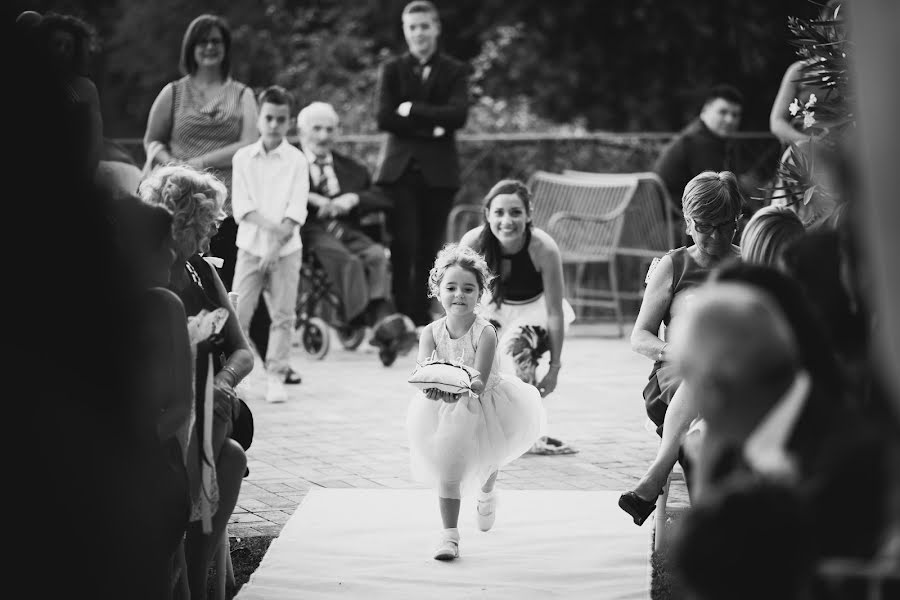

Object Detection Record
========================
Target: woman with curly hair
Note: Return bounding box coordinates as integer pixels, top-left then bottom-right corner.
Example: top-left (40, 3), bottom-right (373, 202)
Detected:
top-left (139, 164), bottom-right (253, 599)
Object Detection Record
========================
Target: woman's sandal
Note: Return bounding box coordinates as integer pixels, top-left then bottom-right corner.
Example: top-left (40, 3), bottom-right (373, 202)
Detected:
top-left (618, 490), bottom-right (662, 526)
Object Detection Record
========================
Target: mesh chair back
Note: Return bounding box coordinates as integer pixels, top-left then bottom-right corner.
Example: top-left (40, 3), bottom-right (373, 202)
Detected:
top-left (562, 170), bottom-right (677, 252)
top-left (445, 203), bottom-right (484, 243)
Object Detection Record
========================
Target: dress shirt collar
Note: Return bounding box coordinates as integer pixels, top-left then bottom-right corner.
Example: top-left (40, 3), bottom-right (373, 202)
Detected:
top-left (249, 137), bottom-right (291, 158)
top-left (302, 147), bottom-right (333, 168)
top-left (405, 50), bottom-right (438, 67)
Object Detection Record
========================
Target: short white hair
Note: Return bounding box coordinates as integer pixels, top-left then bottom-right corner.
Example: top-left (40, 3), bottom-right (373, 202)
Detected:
top-left (297, 101), bottom-right (339, 131)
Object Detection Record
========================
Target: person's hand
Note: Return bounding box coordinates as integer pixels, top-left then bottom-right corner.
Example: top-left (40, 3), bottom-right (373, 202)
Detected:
top-left (307, 192), bottom-right (331, 209)
top-left (318, 202), bottom-right (338, 219)
top-left (212, 381), bottom-right (237, 422)
top-left (330, 193), bottom-right (359, 216)
top-left (276, 220), bottom-right (295, 240)
top-left (185, 156), bottom-right (206, 170)
top-left (259, 244), bottom-right (281, 273)
top-left (470, 378), bottom-right (484, 395)
top-left (424, 388), bottom-right (461, 403)
top-left (396, 101), bottom-right (412, 117)
top-left (536, 366), bottom-right (559, 398)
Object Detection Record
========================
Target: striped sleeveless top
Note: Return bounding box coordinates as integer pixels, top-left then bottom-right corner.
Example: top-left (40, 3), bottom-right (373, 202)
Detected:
top-left (169, 76), bottom-right (249, 214)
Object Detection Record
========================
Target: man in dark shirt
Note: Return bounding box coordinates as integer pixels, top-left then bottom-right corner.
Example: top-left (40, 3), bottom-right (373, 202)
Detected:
top-left (654, 84), bottom-right (744, 218)
top-left (374, 0), bottom-right (470, 326)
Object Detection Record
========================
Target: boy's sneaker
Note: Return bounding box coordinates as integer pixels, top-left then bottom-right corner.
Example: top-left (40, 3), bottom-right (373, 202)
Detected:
top-left (266, 372), bottom-right (288, 404)
top-left (433, 538), bottom-right (459, 561)
top-left (477, 490), bottom-right (497, 532)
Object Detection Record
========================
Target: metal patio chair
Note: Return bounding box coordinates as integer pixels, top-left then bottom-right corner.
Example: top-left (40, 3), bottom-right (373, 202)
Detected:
top-left (526, 171), bottom-right (673, 336)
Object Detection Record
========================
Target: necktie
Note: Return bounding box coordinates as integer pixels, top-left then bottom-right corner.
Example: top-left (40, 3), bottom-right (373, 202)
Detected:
top-left (313, 156), bottom-right (339, 197)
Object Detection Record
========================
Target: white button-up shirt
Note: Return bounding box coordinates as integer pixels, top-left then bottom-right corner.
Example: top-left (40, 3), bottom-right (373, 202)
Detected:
top-left (232, 138), bottom-right (309, 258)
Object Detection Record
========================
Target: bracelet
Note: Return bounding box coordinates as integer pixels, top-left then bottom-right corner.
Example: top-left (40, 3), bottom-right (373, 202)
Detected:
top-left (656, 344), bottom-right (669, 362)
top-left (220, 365), bottom-right (240, 386)
top-left (548, 362), bottom-right (562, 370)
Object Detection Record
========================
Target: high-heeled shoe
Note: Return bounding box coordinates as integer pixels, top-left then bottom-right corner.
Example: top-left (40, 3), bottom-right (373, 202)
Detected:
top-left (618, 490), bottom-right (662, 526)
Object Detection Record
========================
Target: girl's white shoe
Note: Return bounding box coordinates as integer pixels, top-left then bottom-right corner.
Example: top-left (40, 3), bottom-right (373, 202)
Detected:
top-left (433, 538), bottom-right (459, 561)
top-left (477, 490), bottom-right (497, 532)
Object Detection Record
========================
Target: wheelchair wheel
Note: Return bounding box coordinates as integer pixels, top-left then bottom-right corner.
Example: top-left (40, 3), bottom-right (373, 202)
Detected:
top-left (337, 325), bottom-right (367, 351)
top-left (300, 317), bottom-right (330, 360)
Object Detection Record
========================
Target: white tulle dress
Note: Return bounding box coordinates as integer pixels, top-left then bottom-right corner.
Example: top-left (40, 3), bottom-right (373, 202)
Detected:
top-left (406, 316), bottom-right (547, 499)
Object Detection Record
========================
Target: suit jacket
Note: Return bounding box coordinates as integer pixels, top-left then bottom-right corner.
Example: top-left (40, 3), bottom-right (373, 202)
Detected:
top-left (297, 146), bottom-right (391, 228)
top-left (374, 51), bottom-right (470, 188)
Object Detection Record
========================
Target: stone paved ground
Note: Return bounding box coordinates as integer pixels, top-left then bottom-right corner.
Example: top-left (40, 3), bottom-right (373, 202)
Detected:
top-left (229, 321), bottom-right (688, 538)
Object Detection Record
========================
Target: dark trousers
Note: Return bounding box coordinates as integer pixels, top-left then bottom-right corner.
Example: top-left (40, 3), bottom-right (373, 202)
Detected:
top-left (208, 216), bottom-right (238, 290)
top-left (384, 166), bottom-right (456, 326)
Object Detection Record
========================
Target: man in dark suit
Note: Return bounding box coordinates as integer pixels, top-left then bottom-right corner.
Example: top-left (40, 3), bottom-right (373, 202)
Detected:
top-left (374, 0), bottom-right (470, 326)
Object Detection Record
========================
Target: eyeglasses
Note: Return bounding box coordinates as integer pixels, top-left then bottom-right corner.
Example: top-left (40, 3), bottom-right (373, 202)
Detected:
top-left (690, 218), bottom-right (738, 234)
top-left (197, 38), bottom-right (224, 48)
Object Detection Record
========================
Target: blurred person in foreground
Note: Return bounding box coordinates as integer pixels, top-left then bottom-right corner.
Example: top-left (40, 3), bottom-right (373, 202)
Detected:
top-left (669, 281), bottom-right (891, 563)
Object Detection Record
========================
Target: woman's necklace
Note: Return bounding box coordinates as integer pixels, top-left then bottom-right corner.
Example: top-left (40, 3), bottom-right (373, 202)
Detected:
top-left (189, 77), bottom-right (224, 104)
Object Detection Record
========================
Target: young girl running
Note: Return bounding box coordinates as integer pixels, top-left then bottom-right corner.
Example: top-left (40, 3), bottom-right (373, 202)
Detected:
top-left (406, 244), bottom-right (546, 560)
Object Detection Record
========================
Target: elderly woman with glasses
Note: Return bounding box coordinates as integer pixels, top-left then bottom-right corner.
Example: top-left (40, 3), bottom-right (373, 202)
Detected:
top-left (618, 170), bottom-right (742, 526)
top-left (139, 163), bottom-right (253, 599)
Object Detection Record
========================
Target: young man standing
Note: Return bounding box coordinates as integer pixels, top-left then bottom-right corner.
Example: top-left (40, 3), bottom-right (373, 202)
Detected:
top-left (374, 0), bottom-right (471, 327)
top-left (231, 86), bottom-right (308, 403)
top-left (654, 84), bottom-right (745, 219)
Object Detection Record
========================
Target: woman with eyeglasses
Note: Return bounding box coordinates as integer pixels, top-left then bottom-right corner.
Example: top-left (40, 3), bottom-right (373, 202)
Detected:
top-left (618, 170), bottom-right (742, 526)
top-left (143, 13), bottom-right (259, 289)
top-left (139, 164), bottom-right (254, 599)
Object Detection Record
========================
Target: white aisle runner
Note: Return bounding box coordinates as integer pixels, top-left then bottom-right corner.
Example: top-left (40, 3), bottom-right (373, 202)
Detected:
top-left (236, 488), bottom-right (651, 599)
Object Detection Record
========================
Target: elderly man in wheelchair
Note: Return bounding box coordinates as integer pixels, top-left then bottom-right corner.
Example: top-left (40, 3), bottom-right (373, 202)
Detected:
top-left (248, 102), bottom-right (418, 365)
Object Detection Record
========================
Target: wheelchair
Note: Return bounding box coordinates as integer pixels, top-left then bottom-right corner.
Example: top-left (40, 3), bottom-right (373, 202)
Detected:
top-left (293, 211), bottom-right (392, 360)
top-left (293, 248), bottom-right (368, 359)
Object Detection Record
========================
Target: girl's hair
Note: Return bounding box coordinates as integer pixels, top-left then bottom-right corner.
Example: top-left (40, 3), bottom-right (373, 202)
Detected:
top-left (682, 171), bottom-right (744, 225)
top-left (180, 14), bottom-right (232, 78)
top-left (427, 243), bottom-right (495, 300)
top-left (138, 164), bottom-right (226, 259)
top-left (740, 205), bottom-right (805, 267)
top-left (473, 179), bottom-right (533, 306)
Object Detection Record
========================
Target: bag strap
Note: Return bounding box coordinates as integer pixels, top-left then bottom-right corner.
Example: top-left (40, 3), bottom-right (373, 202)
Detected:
top-left (170, 79), bottom-right (179, 124)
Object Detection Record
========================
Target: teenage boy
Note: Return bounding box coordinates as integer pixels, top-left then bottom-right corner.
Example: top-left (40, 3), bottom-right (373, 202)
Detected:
top-left (374, 0), bottom-right (470, 327)
top-left (231, 85), bottom-right (308, 403)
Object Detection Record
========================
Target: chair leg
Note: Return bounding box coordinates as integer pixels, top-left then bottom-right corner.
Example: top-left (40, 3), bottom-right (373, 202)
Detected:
top-left (653, 473), bottom-right (672, 553)
top-left (574, 262), bottom-right (586, 320)
top-left (608, 257), bottom-right (624, 338)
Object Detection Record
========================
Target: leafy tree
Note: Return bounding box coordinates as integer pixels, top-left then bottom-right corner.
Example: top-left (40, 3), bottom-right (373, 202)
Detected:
top-left (34, 0), bottom-right (824, 136)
